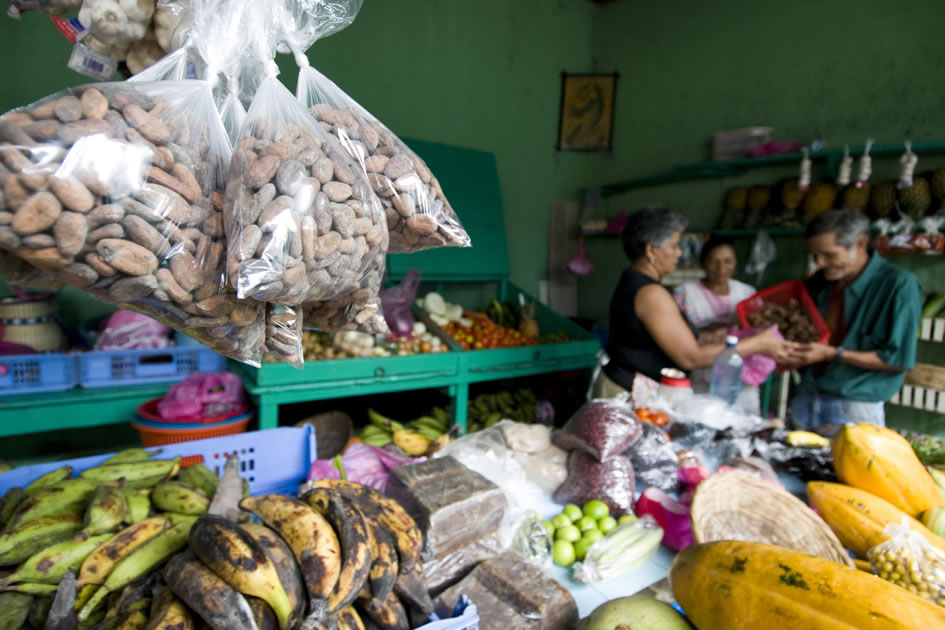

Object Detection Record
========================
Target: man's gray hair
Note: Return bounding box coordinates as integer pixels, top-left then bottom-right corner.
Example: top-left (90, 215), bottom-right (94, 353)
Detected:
top-left (622, 207), bottom-right (689, 261)
top-left (805, 209), bottom-right (870, 248)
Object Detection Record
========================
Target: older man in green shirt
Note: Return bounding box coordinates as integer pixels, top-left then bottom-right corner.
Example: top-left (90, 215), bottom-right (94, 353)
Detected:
top-left (783, 209), bottom-right (922, 427)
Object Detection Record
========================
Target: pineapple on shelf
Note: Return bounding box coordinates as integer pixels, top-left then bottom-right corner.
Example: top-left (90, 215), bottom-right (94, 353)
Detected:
top-left (898, 176), bottom-right (932, 219)
top-left (930, 167), bottom-right (945, 206)
top-left (802, 182), bottom-right (838, 222)
top-left (841, 182), bottom-right (871, 211)
top-left (869, 180), bottom-right (897, 219)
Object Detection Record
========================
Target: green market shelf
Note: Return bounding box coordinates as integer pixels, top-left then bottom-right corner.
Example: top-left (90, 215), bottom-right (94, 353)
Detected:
top-left (0, 383), bottom-right (170, 437)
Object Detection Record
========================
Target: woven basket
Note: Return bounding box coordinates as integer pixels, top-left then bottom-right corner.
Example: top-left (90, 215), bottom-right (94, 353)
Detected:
top-left (691, 470), bottom-right (854, 567)
top-left (0, 294), bottom-right (65, 352)
top-left (295, 411), bottom-right (353, 459)
top-left (905, 363), bottom-right (945, 391)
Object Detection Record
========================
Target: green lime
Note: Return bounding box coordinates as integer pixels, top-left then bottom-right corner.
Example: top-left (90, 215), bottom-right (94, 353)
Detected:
top-left (542, 520), bottom-right (555, 539)
top-left (618, 514), bottom-right (638, 525)
top-left (583, 528), bottom-right (604, 543)
top-left (556, 525), bottom-right (581, 543)
top-left (552, 540), bottom-right (576, 567)
top-left (573, 537), bottom-right (596, 561)
top-left (583, 500), bottom-right (609, 520)
top-left (551, 514), bottom-right (571, 529)
top-left (576, 516), bottom-right (598, 532)
top-left (598, 516), bottom-right (618, 534)
top-left (563, 504), bottom-right (583, 523)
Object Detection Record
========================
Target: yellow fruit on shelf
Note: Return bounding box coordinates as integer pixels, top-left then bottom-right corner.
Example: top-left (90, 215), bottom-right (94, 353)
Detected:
top-left (807, 481), bottom-right (945, 558)
top-left (392, 429), bottom-right (432, 457)
top-left (670, 540), bottom-right (945, 629)
top-left (831, 423), bottom-right (944, 518)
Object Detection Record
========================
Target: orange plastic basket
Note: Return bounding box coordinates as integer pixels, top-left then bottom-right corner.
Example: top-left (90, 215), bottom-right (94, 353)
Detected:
top-left (131, 416), bottom-right (252, 447)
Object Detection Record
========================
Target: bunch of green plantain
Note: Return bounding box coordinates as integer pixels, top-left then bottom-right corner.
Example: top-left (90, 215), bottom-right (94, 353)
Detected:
top-left (360, 408), bottom-right (452, 457)
top-left (466, 388), bottom-right (538, 433)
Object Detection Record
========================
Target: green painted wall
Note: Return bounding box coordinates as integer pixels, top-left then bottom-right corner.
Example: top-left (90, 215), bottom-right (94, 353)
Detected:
top-left (578, 0), bottom-right (945, 322)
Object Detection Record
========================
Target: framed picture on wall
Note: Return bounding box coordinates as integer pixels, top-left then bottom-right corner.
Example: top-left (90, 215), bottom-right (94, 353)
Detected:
top-left (556, 72), bottom-right (618, 151)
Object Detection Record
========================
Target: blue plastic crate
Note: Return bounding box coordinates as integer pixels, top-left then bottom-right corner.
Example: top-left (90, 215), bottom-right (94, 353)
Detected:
top-left (0, 425), bottom-right (317, 497)
top-left (78, 346), bottom-right (225, 388)
top-left (0, 352), bottom-right (78, 396)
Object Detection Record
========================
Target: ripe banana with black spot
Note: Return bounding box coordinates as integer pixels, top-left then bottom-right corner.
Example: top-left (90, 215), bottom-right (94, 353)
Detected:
top-left (239, 494), bottom-right (341, 619)
top-left (78, 483), bottom-right (127, 539)
top-left (77, 516), bottom-right (170, 589)
top-left (247, 596), bottom-right (280, 630)
top-left (78, 520), bottom-right (191, 621)
top-left (337, 605), bottom-right (366, 630)
top-left (189, 515), bottom-right (295, 630)
top-left (392, 562), bottom-right (434, 615)
top-left (5, 478), bottom-right (96, 529)
top-left (0, 512), bottom-right (83, 566)
top-left (165, 551), bottom-right (259, 630)
top-left (360, 526), bottom-right (398, 612)
top-left (239, 524), bottom-right (306, 623)
top-left (23, 465), bottom-right (73, 495)
top-left (145, 587), bottom-right (194, 630)
top-left (358, 590), bottom-right (409, 630)
top-left (304, 480), bottom-right (421, 574)
top-left (302, 491), bottom-right (373, 614)
top-left (151, 481), bottom-right (209, 516)
top-left (0, 533), bottom-right (111, 587)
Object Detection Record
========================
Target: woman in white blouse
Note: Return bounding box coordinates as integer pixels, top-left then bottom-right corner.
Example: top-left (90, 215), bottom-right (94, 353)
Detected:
top-left (674, 235), bottom-right (756, 395)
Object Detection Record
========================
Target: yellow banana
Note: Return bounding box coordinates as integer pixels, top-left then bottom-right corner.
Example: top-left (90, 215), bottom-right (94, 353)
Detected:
top-left (189, 515), bottom-right (295, 630)
top-left (114, 610), bottom-right (149, 630)
top-left (392, 429), bottom-right (431, 456)
top-left (79, 458), bottom-right (180, 489)
top-left (5, 478), bottom-right (96, 529)
top-left (360, 524), bottom-right (398, 609)
top-left (0, 513), bottom-right (83, 566)
top-left (145, 588), bottom-right (194, 630)
top-left (77, 516), bottom-right (170, 589)
top-left (78, 520), bottom-right (191, 621)
top-left (302, 490), bottom-right (373, 614)
top-left (150, 481), bottom-right (209, 516)
top-left (239, 524), bottom-right (306, 623)
top-left (24, 465), bottom-right (74, 495)
top-left (0, 591), bottom-right (32, 629)
top-left (78, 484), bottom-right (127, 538)
top-left (785, 430), bottom-right (830, 448)
top-left (0, 533), bottom-right (111, 587)
top-left (164, 551), bottom-right (259, 630)
top-left (239, 494), bottom-right (341, 617)
top-left (305, 479), bottom-right (422, 575)
top-left (359, 590), bottom-right (409, 630)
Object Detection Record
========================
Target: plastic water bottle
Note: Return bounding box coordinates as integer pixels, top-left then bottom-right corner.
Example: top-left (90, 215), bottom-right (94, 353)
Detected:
top-left (710, 336), bottom-right (743, 406)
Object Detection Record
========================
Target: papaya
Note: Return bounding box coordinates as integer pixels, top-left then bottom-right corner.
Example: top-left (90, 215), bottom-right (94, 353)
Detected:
top-left (807, 481), bottom-right (945, 558)
top-left (831, 423), bottom-right (944, 518)
top-left (670, 540), bottom-right (945, 629)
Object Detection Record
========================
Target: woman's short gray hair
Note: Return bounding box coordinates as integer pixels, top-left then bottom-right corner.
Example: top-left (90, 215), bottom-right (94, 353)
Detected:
top-left (804, 209), bottom-right (870, 247)
top-left (622, 207), bottom-right (688, 261)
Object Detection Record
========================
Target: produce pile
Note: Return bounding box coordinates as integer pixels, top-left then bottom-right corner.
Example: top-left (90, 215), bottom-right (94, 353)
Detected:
top-left (359, 408), bottom-right (452, 457)
top-left (0, 450), bottom-right (439, 629)
top-left (272, 323), bottom-right (448, 363)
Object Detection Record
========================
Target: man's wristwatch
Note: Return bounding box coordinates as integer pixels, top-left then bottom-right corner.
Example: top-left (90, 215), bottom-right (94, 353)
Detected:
top-left (834, 346), bottom-right (845, 363)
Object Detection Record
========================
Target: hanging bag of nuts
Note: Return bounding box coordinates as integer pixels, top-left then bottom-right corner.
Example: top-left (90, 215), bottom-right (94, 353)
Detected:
top-left (868, 517), bottom-right (945, 607)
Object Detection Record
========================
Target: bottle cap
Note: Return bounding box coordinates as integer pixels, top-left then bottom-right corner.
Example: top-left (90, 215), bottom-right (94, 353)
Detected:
top-left (660, 368), bottom-right (691, 388)
top-left (726, 335), bottom-right (739, 346)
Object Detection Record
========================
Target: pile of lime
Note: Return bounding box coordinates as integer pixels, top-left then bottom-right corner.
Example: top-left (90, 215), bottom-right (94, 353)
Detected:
top-left (544, 500), bottom-right (637, 567)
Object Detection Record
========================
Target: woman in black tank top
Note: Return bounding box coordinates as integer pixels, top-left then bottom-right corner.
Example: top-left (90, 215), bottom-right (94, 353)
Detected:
top-left (602, 207), bottom-right (792, 392)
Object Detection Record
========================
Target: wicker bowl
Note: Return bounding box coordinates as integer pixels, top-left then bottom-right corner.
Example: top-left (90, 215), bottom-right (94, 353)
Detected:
top-left (295, 411), bottom-right (353, 459)
top-left (0, 293), bottom-right (65, 352)
top-left (690, 470), bottom-right (854, 567)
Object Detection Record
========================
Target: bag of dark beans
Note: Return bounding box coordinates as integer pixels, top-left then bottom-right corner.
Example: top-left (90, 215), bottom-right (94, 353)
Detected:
top-left (552, 398), bottom-right (643, 462)
top-left (553, 451), bottom-right (637, 515)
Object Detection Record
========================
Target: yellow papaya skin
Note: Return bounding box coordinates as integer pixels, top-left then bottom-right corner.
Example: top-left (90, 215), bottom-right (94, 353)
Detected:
top-left (807, 481), bottom-right (945, 558)
top-left (671, 540), bottom-right (945, 630)
top-left (832, 423), bottom-right (944, 518)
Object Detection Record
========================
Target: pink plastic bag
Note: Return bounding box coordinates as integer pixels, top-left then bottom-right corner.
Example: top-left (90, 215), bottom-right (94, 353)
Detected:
top-left (380, 269), bottom-right (422, 338)
top-left (306, 442), bottom-right (422, 493)
top-left (94, 311), bottom-right (173, 351)
top-left (157, 372), bottom-right (246, 420)
top-left (729, 326), bottom-right (779, 386)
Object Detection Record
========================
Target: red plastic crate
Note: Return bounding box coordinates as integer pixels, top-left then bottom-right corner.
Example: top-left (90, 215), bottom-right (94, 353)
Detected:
top-left (736, 280), bottom-right (830, 345)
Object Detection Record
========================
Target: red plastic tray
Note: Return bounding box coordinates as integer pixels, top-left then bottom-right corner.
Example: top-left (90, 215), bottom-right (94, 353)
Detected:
top-left (736, 280), bottom-right (830, 345)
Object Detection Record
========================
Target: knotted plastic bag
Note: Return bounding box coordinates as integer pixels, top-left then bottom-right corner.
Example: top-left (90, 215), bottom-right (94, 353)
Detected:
top-left (868, 517), bottom-right (945, 607)
top-left (157, 370), bottom-right (245, 420)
